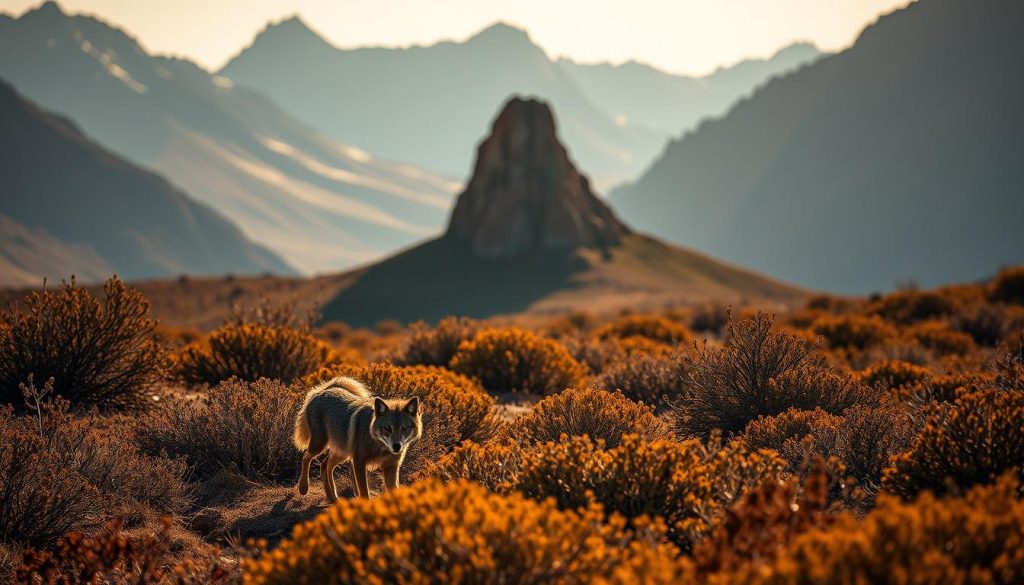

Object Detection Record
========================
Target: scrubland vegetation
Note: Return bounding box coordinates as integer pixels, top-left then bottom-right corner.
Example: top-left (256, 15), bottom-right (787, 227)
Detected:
top-left (2, 268), bottom-right (1024, 583)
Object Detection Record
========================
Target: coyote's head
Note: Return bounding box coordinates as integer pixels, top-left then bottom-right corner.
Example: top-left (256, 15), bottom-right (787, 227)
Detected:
top-left (370, 397), bottom-right (423, 454)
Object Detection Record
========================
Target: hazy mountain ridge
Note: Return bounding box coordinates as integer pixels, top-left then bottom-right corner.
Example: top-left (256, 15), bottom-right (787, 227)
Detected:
top-left (0, 80), bottom-right (292, 285)
top-left (611, 0), bottom-right (1024, 293)
top-left (0, 1), bottom-right (460, 274)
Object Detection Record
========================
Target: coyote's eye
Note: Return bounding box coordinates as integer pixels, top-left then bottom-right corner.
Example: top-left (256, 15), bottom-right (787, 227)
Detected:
top-left (381, 425), bottom-right (392, 433)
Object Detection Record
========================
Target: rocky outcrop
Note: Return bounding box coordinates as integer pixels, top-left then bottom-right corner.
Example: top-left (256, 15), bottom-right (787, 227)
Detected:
top-left (446, 97), bottom-right (630, 258)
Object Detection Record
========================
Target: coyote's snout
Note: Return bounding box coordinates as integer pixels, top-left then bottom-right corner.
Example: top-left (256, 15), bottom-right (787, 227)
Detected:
top-left (294, 376), bottom-right (423, 501)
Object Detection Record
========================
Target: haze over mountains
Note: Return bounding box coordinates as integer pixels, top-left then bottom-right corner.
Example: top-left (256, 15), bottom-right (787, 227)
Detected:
top-left (221, 19), bottom-right (821, 189)
top-left (612, 0), bottom-right (1024, 293)
top-left (0, 81), bottom-right (291, 287)
top-left (321, 98), bottom-right (803, 326)
top-left (0, 1), bottom-right (459, 274)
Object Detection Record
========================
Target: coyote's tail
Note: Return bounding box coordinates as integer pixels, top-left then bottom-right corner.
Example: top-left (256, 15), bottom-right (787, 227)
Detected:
top-left (293, 376), bottom-right (370, 451)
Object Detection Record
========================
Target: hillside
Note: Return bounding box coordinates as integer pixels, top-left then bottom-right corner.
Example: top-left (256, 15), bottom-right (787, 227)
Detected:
top-left (0, 81), bottom-right (292, 284)
top-left (611, 0), bottom-right (1024, 293)
top-left (0, 2), bottom-right (459, 273)
top-left (320, 98), bottom-right (804, 327)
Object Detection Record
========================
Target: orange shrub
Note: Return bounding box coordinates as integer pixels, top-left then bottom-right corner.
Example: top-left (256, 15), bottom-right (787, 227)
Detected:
top-left (245, 479), bottom-right (691, 585)
top-left (858, 359), bottom-right (932, 390)
top-left (882, 389), bottom-right (1024, 498)
top-left (449, 328), bottom-right (586, 395)
top-left (900, 371), bottom-right (995, 404)
top-left (741, 408), bottom-right (842, 474)
top-left (952, 303), bottom-right (1024, 346)
top-left (991, 265), bottom-right (1024, 305)
top-left (868, 290), bottom-right (958, 324)
top-left (905, 321), bottom-right (976, 356)
top-left (175, 322), bottom-right (339, 386)
top-left (811, 314), bottom-right (895, 350)
top-left (594, 314), bottom-right (692, 346)
top-left (504, 387), bottom-right (668, 448)
top-left (394, 316), bottom-right (480, 367)
top-left (730, 474), bottom-right (1024, 584)
top-left (0, 277), bottom-right (165, 410)
top-left (673, 312), bottom-right (876, 439)
top-left (426, 439), bottom-right (526, 493)
top-left (834, 404), bottom-right (916, 489)
top-left (595, 349), bottom-right (690, 411)
top-left (515, 435), bottom-right (785, 549)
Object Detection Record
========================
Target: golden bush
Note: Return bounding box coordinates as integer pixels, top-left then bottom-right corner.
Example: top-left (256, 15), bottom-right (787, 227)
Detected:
top-left (732, 474), bottom-right (1024, 584)
top-left (176, 322), bottom-right (336, 386)
top-left (991, 265), bottom-right (1024, 305)
top-left (515, 435), bottom-right (785, 549)
top-left (0, 277), bottom-right (165, 410)
top-left (673, 313), bottom-right (876, 439)
top-left (504, 387), bottom-right (668, 448)
top-left (393, 316), bottom-right (481, 367)
top-left (906, 321), bottom-right (976, 356)
top-left (245, 479), bottom-right (691, 585)
top-left (1, 391), bottom-right (187, 547)
top-left (137, 378), bottom-right (303, 484)
top-left (811, 314), bottom-right (896, 350)
top-left (449, 327), bottom-right (586, 395)
top-left (868, 289), bottom-right (958, 324)
top-left (858, 359), bottom-right (932, 390)
top-left (899, 371), bottom-right (995, 404)
top-left (741, 408), bottom-right (842, 474)
top-left (594, 314), bottom-right (692, 346)
top-left (882, 389), bottom-right (1024, 498)
top-left (426, 439), bottom-right (527, 493)
top-left (594, 349), bottom-right (690, 411)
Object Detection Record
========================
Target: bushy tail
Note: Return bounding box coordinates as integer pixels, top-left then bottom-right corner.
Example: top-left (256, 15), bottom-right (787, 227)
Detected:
top-left (293, 399), bottom-right (312, 451)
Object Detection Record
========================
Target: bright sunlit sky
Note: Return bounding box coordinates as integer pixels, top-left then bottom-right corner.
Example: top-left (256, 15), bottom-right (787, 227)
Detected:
top-left (2, 0), bottom-right (912, 75)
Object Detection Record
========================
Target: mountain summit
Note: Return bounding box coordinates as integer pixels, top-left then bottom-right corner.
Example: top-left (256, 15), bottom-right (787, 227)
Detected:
top-left (319, 100), bottom-right (803, 326)
top-left (447, 98), bottom-right (629, 258)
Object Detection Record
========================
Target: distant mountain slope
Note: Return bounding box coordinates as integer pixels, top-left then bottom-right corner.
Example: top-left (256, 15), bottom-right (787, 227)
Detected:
top-left (557, 42), bottom-right (823, 135)
top-left (0, 2), bottom-right (459, 273)
top-left (321, 98), bottom-right (804, 327)
top-left (0, 81), bottom-right (292, 284)
top-left (611, 0), bottom-right (1024, 293)
top-left (221, 20), bottom-right (664, 189)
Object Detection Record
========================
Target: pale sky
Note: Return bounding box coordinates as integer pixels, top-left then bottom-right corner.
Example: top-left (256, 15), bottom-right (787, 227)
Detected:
top-left (2, 0), bottom-right (912, 76)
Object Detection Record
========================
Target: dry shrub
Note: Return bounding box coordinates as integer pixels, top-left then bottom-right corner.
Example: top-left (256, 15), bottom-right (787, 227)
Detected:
top-left (672, 312), bottom-right (876, 439)
top-left (1, 391), bottom-right (187, 547)
top-left (0, 277), bottom-right (165, 410)
top-left (693, 461), bottom-right (837, 578)
top-left (175, 323), bottom-right (336, 386)
top-left (245, 479), bottom-right (691, 585)
top-left (136, 378), bottom-right (302, 484)
top-left (730, 474), bottom-right (1024, 584)
top-left (504, 387), bottom-right (668, 448)
top-left (689, 304), bottom-right (731, 335)
top-left (991, 265), bottom-right (1024, 305)
top-left (835, 404), bottom-right (916, 490)
top-left (515, 435), bottom-right (785, 549)
top-left (426, 439), bottom-right (527, 493)
top-left (995, 335), bottom-right (1024, 392)
top-left (17, 519), bottom-right (234, 585)
top-left (900, 371), bottom-right (995, 404)
top-left (595, 349), bottom-right (690, 411)
top-left (741, 408), bottom-right (842, 473)
top-left (315, 363), bottom-right (503, 452)
top-left (394, 316), bottom-right (480, 367)
top-left (811, 314), bottom-right (895, 350)
top-left (905, 321), bottom-right (976, 356)
top-left (952, 303), bottom-right (1024, 346)
top-left (882, 389), bottom-right (1024, 498)
top-left (449, 327), bottom-right (586, 395)
top-left (868, 289), bottom-right (958, 324)
top-left (594, 314), bottom-right (692, 345)
top-left (858, 359), bottom-right (932, 390)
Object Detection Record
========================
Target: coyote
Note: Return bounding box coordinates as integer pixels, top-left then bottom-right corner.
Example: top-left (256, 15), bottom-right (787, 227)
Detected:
top-left (293, 376), bottom-right (423, 501)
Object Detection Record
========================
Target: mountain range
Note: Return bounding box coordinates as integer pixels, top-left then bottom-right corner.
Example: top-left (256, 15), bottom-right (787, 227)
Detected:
top-left (611, 0), bottom-right (1024, 293)
top-left (221, 19), bottom-right (821, 190)
top-left (0, 1), bottom-right (459, 275)
top-left (320, 98), bottom-right (804, 326)
top-left (0, 80), bottom-right (290, 287)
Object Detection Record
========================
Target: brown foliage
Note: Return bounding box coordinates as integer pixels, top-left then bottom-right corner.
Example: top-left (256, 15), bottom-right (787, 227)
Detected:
top-left (449, 327), bottom-right (586, 395)
top-left (0, 277), bottom-right (165, 410)
top-left (868, 289), bottom-right (958, 324)
top-left (394, 316), bottom-right (481, 367)
top-left (504, 387), bottom-right (668, 448)
top-left (593, 314), bottom-right (692, 345)
top-left (991, 266), bottom-right (1024, 305)
top-left (811, 314), bottom-right (896, 350)
top-left (672, 312), bottom-right (876, 439)
top-left (594, 348), bottom-right (691, 411)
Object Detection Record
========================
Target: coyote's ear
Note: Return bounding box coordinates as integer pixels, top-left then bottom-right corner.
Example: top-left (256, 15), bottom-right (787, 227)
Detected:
top-left (404, 396), bottom-right (420, 415)
top-left (373, 397), bottom-right (389, 416)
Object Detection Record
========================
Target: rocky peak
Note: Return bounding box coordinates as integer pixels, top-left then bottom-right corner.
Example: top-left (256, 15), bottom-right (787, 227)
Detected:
top-left (446, 97), bottom-right (630, 258)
